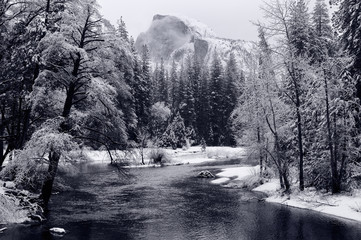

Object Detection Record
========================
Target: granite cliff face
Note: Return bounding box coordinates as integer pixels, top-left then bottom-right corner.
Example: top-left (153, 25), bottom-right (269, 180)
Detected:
top-left (135, 15), bottom-right (255, 70)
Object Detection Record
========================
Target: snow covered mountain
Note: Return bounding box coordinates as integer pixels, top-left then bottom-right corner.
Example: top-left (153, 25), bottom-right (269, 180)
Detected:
top-left (135, 14), bottom-right (255, 70)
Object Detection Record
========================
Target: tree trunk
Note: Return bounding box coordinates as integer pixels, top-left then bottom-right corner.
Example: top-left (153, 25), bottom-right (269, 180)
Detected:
top-left (18, 108), bottom-right (31, 149)
top-left (45, 0), bottom-right (51, 26)
top-left (278, 168), bottom-right (285, 189)
top-left (336, 135), bottom-right (348, 193)
top-left (0, 124), bottom-right (4, 169)
top-left (40, 149), bottom-right (61, 207)
top-left (62, 83), bottom-right (75, 118)
top-left (288, 63), bottom-right (304, 191)
top-left (257, 127), bottom-right (263, 176)
top-left (141, 147), bottom-right (145, 165)
top-left (295, 99), bottom-right (304, 191)
top-left (283, 172), bottom-right (291, 192)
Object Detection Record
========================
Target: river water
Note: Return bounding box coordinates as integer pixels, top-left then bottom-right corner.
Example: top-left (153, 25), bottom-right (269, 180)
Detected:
top-left (2, 158), bottom-right (361, 240)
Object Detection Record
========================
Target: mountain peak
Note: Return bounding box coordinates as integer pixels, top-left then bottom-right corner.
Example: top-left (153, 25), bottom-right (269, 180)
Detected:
top-left (152, 14), bottom-right (168, 21)
top-left (135, 14), bottom-right (253, 70)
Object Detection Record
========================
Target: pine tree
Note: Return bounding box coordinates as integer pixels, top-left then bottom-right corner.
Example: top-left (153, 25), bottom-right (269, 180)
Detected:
top-left (140, 44), bottom-right (152, 107)
top-left (152, 63), bottom-right (160, 103)
top-left (209, 51), bottom-right (224, 145)
top-left (170, 60), bottom-right (180, 113)
top-left (133, 55), bottom-right (151, 130)
top-left (158, 58), bottom-right (168, 104)
top-left (287, 0), bottom-right (315, 191)
top-left (313, 0), bottom-right (332, 38)
top-left (178, 61), bottom-right (187, 121)
top-left (161, 112), bottom-right (187, 149)
top-left (333, 0), bottom-right (361, 99)
top-left (191, 56), bottom-right (202, 142)
top-left (182, 55), bottom-right (197, 131)
top-left (197, 67), bottom-right (211, 142)
top-left (289, 0), bottom-right (312, 57)
top-left (223, 52), bottom-right (240, 145)
top-left (117, 16), bottom-right (129, 42)
top-left (311, 0), bottom-right (334, 63)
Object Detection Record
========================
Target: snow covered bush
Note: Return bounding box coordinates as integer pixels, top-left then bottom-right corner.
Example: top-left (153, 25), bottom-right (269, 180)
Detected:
top-left (350, 201), bottom-right (361, 213)
top-left (0, 119), bottom-right (78, 191)
top-left (148, 148), bottom-right (169, 165)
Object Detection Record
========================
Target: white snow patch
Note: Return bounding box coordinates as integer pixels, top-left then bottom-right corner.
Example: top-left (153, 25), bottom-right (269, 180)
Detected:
top-left (82, 150), bottom-right (111, 163)
top-left (214, 165), bottom-right (361, 223)
top-left (211, 165), bottom-right (259, 185)
top-left (216, 165), bottom-right (259, 181)
top-left (0, 184), bottom-right (29, 224)
top-left (206, 146), bottom-right (247, 159)
top-left (253, 179), bottom-right (280, 194)
top-left (211, 178), bottom-right (230, 184)
top-left (253, 182), bottom-right (361, 223)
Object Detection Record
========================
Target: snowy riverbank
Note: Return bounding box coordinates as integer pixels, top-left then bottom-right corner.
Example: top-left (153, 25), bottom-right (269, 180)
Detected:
top-left (0, 181), bottom-right (32, 225)
top-left (213, 166), bottom-right (361, 223)
top-left (83, 146), bottom-right (248, 167)
top-left (254, 181), bottom-right (361, 222)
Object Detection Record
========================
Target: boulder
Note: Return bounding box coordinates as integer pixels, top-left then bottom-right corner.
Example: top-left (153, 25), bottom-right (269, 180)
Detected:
top-left (50, 227), bottom-right (66, 235)
top-left (197, 170), bottom-right (215, 178)
top-left (4, 181), bottom-right (15, 189)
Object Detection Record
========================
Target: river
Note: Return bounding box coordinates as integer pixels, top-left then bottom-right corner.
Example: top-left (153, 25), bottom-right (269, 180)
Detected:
top-left (2, 158), bottom-right (361, 239)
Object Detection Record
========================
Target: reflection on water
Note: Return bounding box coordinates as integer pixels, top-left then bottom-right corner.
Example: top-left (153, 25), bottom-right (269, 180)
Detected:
top-left (2, 160), bottom-right (361, 240)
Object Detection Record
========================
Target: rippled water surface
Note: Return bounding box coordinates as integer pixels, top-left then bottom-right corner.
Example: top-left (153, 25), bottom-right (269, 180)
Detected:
top-left (3, 159), bottom-right (361, 240)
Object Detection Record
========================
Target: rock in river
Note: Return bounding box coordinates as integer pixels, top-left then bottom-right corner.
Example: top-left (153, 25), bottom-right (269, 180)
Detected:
top-left (50, 227), bottom-right (66, 235)
top-left (197, 170), bottom-right (215, 178)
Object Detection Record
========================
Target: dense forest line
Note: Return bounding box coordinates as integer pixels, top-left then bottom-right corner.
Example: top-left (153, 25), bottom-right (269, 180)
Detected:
top-left (0, 0), bottom-right (360, 208)
top-left (235, 0), bottom-right (361, 194)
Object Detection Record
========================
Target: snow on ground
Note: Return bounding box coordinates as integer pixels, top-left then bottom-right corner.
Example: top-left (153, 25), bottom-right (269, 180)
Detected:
top-left (253, 179), bottom-right (280, 194)
top-left (211, 178), bottom-right (230, 184)
top-left (0, 181), bottom-right (29, 224)
top-left (164, 147), bottom-right (213, 165)
top-left (256, 185), bottom-right (361, 222)
top-left (211, 165), bottom-right (259, 184)
top-left (213, 164), bottom-right (361, 223)
top-left (82, 146), bottom-right (247, 167)
top-left (205, 146), bottom-right (247, 159)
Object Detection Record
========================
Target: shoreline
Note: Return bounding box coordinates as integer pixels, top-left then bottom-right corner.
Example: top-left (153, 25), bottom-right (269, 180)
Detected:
top-left (213, 166), bottom-right (361, 224)
top-left (263, 193), bottom-right (361, 224)
top-left (0, 182), bottom-right (35, 225)
top-left (255, 183), bottom-right (361, 223)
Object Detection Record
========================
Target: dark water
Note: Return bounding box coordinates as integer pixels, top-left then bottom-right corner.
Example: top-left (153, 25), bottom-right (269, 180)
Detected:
top-left (2, 159), bottom-right (361, 240)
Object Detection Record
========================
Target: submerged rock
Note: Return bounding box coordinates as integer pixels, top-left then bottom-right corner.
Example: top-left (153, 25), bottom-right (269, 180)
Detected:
top-left (197, 170), bottom-right (215, 178)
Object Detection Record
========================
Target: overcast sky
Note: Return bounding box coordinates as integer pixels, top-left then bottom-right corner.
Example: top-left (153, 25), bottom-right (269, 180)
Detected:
top-left (96, 0), bottom-right (328, 41)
